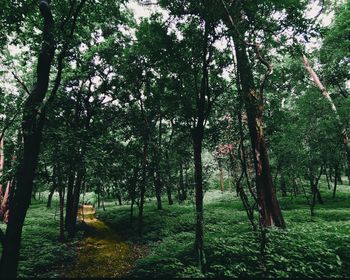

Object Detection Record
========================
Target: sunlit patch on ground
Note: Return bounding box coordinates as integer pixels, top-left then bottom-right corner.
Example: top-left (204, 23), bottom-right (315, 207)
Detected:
top-left (67, 205), bottom-right (146, 278)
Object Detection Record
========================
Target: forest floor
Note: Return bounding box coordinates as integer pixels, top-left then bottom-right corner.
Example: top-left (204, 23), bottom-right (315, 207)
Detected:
top-left (4, 178), bottom-right (350, 277)
top-left (66, 205), bottom-right (146, 278)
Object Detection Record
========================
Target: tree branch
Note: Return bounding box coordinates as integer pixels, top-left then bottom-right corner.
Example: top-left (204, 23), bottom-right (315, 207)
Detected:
top-left (11, 72), bottom-right (30, 96)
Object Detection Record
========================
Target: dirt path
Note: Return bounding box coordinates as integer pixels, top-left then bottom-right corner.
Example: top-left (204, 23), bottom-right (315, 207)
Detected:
top-left (67, 205), bottom-right (145, 278)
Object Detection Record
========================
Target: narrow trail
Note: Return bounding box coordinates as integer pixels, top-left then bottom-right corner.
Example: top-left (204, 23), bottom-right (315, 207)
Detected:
top-left (67, 205), bottom-right (145, 278)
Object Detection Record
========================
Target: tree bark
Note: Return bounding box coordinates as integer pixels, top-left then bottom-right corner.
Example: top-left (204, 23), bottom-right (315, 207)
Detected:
top-left (233, 37), bottom-right (285, 229)
top-left (303, 55), bottom-right (350, 187)
top-left (333, 165), bottom-right (339, 199)
top-left (192, 127), bottom-right (206, 272)
top-left (65, 171), bottom-right (75, 230)
top-left (47, 184), bottom-right (56, 208)
top-left (138, 140), bottom-right (148, 235)
top-left (0, 2), bottom-right (55, 277)
top-left (67, 166), bottom-right (84, 238)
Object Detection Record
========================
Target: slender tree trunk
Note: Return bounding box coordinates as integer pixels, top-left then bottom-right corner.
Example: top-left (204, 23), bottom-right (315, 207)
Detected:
top-left (280, 176), bottom-right (287, 197)
top-left (0, 2), bottom-right (55, 277)
top-left (192, 128), bottom-right (206, 272)
top-left (333, 165), bottom-right (339, 199)
top-left (138, 140), bottom-right (148, 235)
top-left (117, 192), bottom-right (122, 206)
top-left (233, 37), bottom-right (285, 229)
top-left (219, 159), bottom-right (225, 192)
top-left (58, 187), bottom-right (65, 242)
top-left (325, 168), bottom-right (331, 190)
top-left (303, 55), bottom-right (350, 187)
top-left (47, 184), bottom-right (56, 208)
top-left (65, 171), bottom-right (75, 230)
top-left (68, 167), bottom-right (84, 238)
top-left (179, 161), bottom-right (186, 201)
top-left (228, 167), bottom-right (233, 193)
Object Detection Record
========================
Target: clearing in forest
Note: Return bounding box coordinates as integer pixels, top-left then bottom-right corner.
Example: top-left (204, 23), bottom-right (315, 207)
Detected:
top-left (67, 205), bottom-right (145, 278)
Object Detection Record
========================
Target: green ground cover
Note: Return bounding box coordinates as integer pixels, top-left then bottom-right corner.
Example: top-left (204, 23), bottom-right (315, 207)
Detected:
top-left (1, 180), bottom-right (349, 278)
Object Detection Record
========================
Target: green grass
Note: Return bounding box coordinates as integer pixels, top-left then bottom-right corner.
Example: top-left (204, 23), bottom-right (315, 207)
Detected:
top-left (1, 180), bottom-right (349, 278)
top-left (97, 183), bottom-right (350, 278)
top-left (0, 199), bottom-right (82, 278)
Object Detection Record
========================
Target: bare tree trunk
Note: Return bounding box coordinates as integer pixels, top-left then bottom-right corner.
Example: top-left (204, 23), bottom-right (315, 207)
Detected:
top-left (58, 187), bottom-right (65, 242)
top-left (333, 165), bottom-right (339, 199)
top-left (219, 159), bottom-right (225, 192)
top-left (325, 168), bottom-right (331, 190)
top-left (192, 127), bottom-right (206, 272)
top-left (0, 2), bottom-right (55, 277)
top-left (233, 37), bottom-right (285, 229)
top-left (303, 55), bottom-right (350, 187)
top-left (65, 171), bottom-right (75, 229)
top-left (47, 184), bottom-right (56, 208)
top-left (228, 166), bottom-right (233, 193)
top-left (138, 140), bottom-right (148, 235)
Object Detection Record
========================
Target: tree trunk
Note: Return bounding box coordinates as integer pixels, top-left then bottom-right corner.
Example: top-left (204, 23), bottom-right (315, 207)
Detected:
top-left (116, 192), bottom-right (122, 206)
top-left (179, 161), bottom-right (186, 202)
top-left (138, 140), bottom-right (148, 235)
top-left (233, 37), bottom-right (285, 229)
top-left (152, 168), bottom-right (162, 210)
top-left (47, 184), bottom-right (56, 208)
top-left (0, 2), bottom-right (55, 277)
top-left (67, 167), bottom-right (84, 238)
top-left (303, 55), bottom-right (350, 187)
top-left (333, 165), bottom-right (339, 199)
top-left (280, 176), bottom-right (287, 197)
top-left (192, 128), bottom-right (206, 272)
top-left (228, 167), bottom-right (233, 193)
top-left (58, 187), bottom-right (65, 242)
top-left (219, 159), bottom-right (225, 192)
top-left (325, 168), bottom-right (331, 190)
top-left (65, 171), bottom-right (75, 230)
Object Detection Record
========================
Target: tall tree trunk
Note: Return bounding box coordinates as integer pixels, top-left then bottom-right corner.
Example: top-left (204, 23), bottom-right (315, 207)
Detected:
top-left (192, 127), bottom-right (206, 272)
top-left (138, 140), bottom-right (148, 235)
top-left (65, 171), bottom-right (75, 230)
top-left (179, 161), bottom-right (186, 201)
top-left (325, 168), bottom-right (331, 190)
top-left (0, 2), bottom-right (55, 277)
top-left (58, 186), bottom-right (65, 242)
top-left (228, 166), bottom-right (233, 193)
top-left (154, 171), bottom-right (162, 210)
top-left (280, 176), bottom-right (287, 197)
top-left (68, 167), bottom-right (84, 238)
top-left (219, 159), bottom-right (225, 192)
top-left (233, 37), bottom-right (285, 229)
top-left (333, 165), bottom-right (339, 199)
top-left (47, 184), bottom-right (56, 208)
top-left (303, 55), bottom-right (350, 187)
top-left (116, 192), bottom-right (122, 206)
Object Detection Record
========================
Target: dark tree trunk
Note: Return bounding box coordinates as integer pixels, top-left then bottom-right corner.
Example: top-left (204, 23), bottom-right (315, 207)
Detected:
top-left (47, 184), bottom-right (56, 208)
top-left (67, 167), bottom-right (84, 238)
top-left (325, 168), bottom-right (331, 190)
top-left (179, 161), bottom-right (186, 201)
top-left (233, 37), bottom-right (285, 229)
top-left (333, 165), bottom-right (339, 199)
top-left (65, 171), bottom-right (75, 230)
top-left (58, 187), bottom-right (65, 242)
top-left (219, 159), bottom-right (225, 192)
top-left (97, 189), bottom-right (101, 208)
top-left (152, 168), bottom-right (162, 210)
top-left (116, 192), bottom-right (122, 206)
top-left (138, 140), bottom-right (148, 235)
top-left (280, 176), bottom-right (287, 197)
top-left (0, 2), bottom-right (55, 277)
top-left (192, 128), bottom-right (206, 272)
